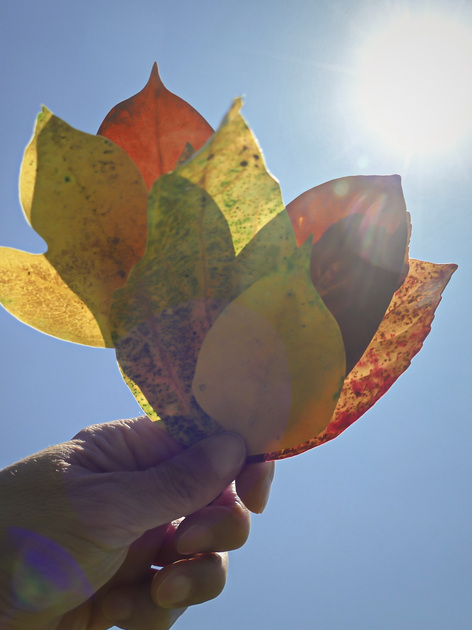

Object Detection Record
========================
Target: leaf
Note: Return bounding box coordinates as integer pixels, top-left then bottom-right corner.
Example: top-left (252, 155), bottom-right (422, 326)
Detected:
top-left (98, 63), bottom-right (214, 189)
top-left (177, 99), bottom-right (285, 255)
top-left (287, 175), bottom-right (407, 248)
top-left (111, 173), bottom-right (236, 442)
top-left (259, 259), bottom-right (457, 460)
top-left (111, 101), bottom-right (295, 451)
top-left (192, 241), bottom-right (346, 457)
top-left (232, 207), bottom-right (298, 295)
top-left (15, 108), bottom-right (148, 347)
top-left (288, 175), bottom-right (410, 373)
top-left (0, 248), bottom-right (104, 346)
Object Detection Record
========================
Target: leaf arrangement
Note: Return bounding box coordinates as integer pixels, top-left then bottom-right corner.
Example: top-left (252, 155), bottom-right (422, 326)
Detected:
top-left (0, 64), bottom-right (456, 460)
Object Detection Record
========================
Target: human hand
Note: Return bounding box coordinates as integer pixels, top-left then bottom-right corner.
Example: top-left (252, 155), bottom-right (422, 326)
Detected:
top-left (0, 417), bottom-right (275, 630)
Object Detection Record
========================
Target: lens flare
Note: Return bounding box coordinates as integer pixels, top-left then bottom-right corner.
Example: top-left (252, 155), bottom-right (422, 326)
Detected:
top-left (9, 527), bottom-right (92, 613)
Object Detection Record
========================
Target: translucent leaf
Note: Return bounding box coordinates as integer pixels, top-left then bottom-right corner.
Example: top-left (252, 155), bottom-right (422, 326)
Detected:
top-left (177, 99), bottom-right (285, 255)
top-left (111, 173), bottom-right (236, 441)
top-left (13, 108), bottom-right (148, 346)
top-left (192, 241), bottom-right (346, 457)
top-left (232, 206), bottom-right (298, 295)
top-left (111, 102), bottom-right (301, 454)
top-left (98, 63), bottom-right (214, 189)
top-left (288, 175), bottom-right (410, 373)
top-left (259, 259), bottom-right (457, 460)
top-left (0, 248), bottom-right (104, 346)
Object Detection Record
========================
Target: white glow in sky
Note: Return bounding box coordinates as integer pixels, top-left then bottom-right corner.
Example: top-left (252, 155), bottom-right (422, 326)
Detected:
top-left (355, 11), bottom-right (472, 156)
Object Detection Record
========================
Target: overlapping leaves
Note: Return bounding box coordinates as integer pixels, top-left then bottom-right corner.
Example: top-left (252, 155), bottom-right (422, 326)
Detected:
top-left (0, 65), bottom-right (457, 459)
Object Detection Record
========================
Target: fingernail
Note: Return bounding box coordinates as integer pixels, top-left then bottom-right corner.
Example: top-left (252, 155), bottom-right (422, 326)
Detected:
top-left (102, 591), bottom-right (132, 621)
top-left (157, 573), bottom-right (193, 607)
top-left (257, 473), bottom-right (273, 514)
top-left (177, 524), bottom-right (213, 555)
top-left (204, 433), bottom-right (246, 480)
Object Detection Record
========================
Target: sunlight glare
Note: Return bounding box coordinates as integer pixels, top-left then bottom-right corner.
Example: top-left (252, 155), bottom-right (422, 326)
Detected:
top-left (355, 11), bottom-right (472, 156)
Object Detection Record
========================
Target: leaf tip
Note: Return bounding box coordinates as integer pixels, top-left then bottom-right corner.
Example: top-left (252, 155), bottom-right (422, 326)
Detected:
top-left (148, 61), bottom-right (163, 88)
top-left (35, 105), bottom-right (53, 131)
top-left (226, 97), bottom-right (244, 120)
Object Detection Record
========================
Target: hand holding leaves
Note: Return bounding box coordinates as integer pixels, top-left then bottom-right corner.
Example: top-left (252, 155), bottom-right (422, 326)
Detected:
top-left (0, 64), bottom-right (456, 460)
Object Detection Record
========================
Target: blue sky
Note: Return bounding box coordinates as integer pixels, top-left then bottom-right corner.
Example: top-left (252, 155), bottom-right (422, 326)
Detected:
top-left (1, 1), bottom-right (471, 628)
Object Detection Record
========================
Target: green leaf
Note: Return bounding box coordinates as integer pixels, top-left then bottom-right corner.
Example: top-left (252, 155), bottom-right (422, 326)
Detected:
top-left (111, 173), bottom-right (236, 441)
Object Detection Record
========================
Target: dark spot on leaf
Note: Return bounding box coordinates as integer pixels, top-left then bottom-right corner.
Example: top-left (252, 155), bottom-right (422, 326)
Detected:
top-left (64, 176), bottom-right (71, 183)
top-left (240, 160), bottom-right (248, 167)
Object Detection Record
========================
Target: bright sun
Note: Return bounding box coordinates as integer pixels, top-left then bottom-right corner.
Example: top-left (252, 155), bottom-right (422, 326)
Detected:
top-left (355, 10), bottom-right (472, 157)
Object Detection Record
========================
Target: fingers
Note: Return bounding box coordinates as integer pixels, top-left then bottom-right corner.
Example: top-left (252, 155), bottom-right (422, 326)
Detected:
top-left (153, 553), bottom-right (228, 608)
top-left (87, 483), bottom-right (251, 628)
top-left (97, 580), bottom-right (185, 630)
top-left (151, 487), bottom-right (250, 566)
top-left (166, 484), bottom-right (251, 559)
top-left (236, 460), bottom-right (275, 513)
top-left (156, 463), bottom-right (274, 564)
top-left (95, 553), bottom-right (228, 630)
top-left (89, 432), bottom-right (247, 545)
top-left (139, 432), bottom-right (246, 526)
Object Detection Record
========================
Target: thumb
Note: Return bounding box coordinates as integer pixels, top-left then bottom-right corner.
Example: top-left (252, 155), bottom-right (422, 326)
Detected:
top-left (104, 432), bottom-right (247, 537)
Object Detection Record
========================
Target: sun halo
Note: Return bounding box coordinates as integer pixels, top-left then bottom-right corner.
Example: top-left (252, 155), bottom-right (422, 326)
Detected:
top-left (354, 11), bottom-right (472, 158)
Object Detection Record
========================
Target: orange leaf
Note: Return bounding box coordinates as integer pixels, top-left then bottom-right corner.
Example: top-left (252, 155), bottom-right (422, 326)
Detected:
top-left (258, 259), bottom-right (457, 460)
top-left (287, 175), bottom-right (408, 247)
top-left (98, 63), bottom-right (214, 189)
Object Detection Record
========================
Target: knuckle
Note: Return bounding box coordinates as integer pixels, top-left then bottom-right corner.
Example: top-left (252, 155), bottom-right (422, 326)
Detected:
top-left (153, 459), bottom-right (204, 513)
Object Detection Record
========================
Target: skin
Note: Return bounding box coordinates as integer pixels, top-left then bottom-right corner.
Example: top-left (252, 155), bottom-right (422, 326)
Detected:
top-left (0, 416), bottom-right (275, 630)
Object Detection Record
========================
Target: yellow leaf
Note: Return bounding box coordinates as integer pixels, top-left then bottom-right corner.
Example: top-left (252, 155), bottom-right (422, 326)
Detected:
top-left (177, 99), bottom-right (284, 255)
top-left (16, 108), bottom-right (148, 346)
top-left (192, 241), bottom-right (346, 456)
top-left (0, 248), bottom-right (105, 346)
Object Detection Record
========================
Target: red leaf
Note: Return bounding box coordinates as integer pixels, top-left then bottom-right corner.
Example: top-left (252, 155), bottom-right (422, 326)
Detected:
top-left (287, 175), bottom-right (410, 373)
top-left (98, 63), bottom-right (214, 188)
